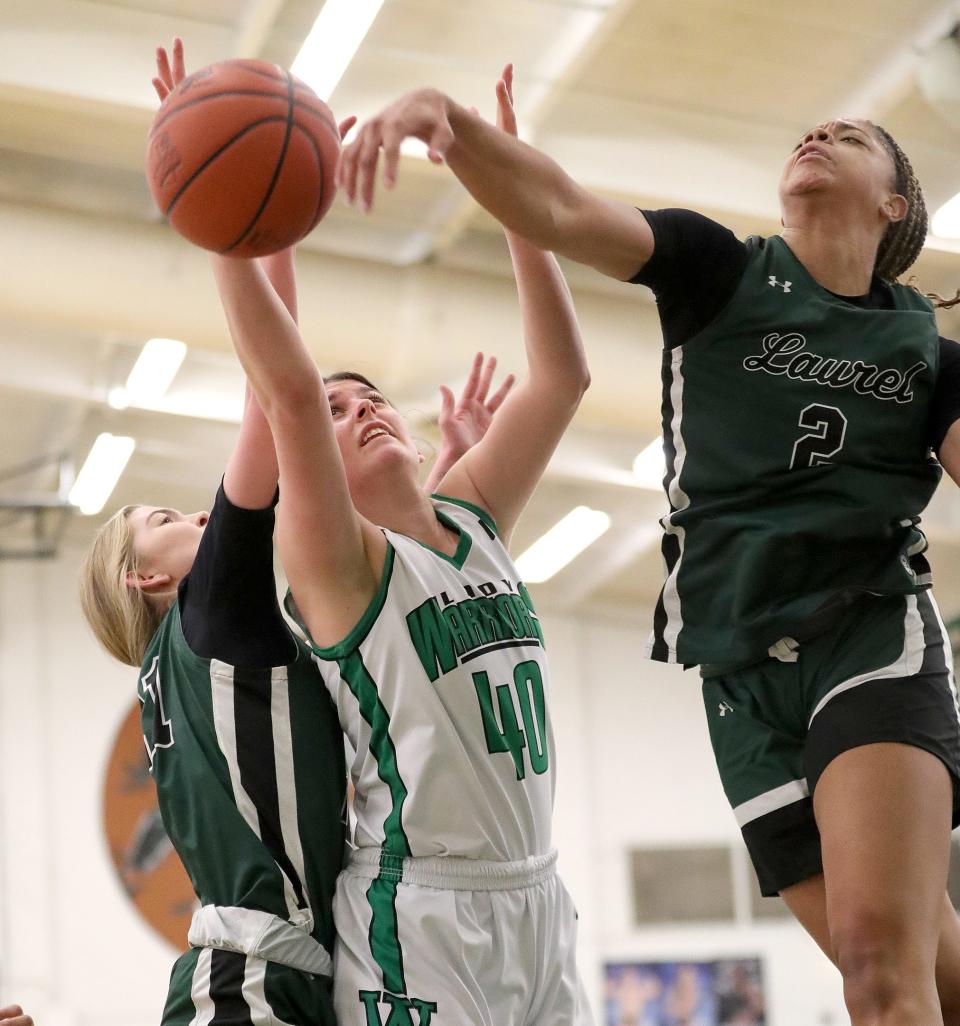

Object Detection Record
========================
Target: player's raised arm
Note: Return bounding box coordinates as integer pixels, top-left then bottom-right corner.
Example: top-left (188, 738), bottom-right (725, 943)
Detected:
top-left (209, 253), bottom-right (377, 641)
top-left (436, 66), bottom-right (589, 542)
top-left (337, 76), bottom-right (653, 282)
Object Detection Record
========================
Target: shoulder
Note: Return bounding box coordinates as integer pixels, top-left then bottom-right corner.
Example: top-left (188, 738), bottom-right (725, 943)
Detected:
top-left (632, 209), bottom-right (748, 287)
top-left (430, 494), bottom-right (500, 540)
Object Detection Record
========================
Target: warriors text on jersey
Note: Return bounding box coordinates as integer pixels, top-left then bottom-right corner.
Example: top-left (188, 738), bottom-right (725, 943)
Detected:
top-left (287, 496), bottom-right (555, 863)
top-left (647, 234), bottom-right (941, 667)
top-left (139, 601), bottom-right (345, 956)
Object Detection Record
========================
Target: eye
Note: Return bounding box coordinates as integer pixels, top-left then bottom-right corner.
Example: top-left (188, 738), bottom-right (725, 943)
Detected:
top-left (369, 394), bottom-right (388, 406)
top-left (841, 136), bottom-right (863, 145)
top-left (158, 514), bottom-right (172, 525)
top-left (329, 403), bottom-right (343, 417)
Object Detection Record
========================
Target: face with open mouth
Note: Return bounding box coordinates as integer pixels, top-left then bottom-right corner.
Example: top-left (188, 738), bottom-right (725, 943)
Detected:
top-left (325, 376), bottom-right (419, 485)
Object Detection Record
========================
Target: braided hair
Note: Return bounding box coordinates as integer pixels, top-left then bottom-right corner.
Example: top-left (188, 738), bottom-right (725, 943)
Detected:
top-left (869, 123), bottom-right (960, 308)
top-left (869, 124), bottom-right (927, 281)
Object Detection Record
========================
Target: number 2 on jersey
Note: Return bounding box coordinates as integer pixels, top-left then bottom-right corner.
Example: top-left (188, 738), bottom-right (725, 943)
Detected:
top-left (790, 403), bottom-right (848, 469)
top-left (472, 660), bottom-right (549, 780)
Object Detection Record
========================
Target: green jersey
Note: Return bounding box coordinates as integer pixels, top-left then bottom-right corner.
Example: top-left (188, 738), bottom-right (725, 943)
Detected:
top-left (648, 233), bottom-right (942, 667)
top-left (139, 601), bottom-right (345, 955)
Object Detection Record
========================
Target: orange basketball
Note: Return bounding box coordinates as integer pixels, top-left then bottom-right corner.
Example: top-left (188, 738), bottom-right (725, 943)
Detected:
top-left (146, 59), bottom-right (341, 258)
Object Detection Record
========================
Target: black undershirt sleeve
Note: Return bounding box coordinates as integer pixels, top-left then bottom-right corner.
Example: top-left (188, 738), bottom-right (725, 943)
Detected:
top-left (179, 482), bottom-right (298, 667)
top-left (630, 208), bottom-right (750, 348)
top-left (933, 337), bottom-right (960, 455)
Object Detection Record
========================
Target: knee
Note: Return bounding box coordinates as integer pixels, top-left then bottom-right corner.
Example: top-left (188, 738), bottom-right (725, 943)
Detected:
top-left (831, 910), bottom-right (930, 1017)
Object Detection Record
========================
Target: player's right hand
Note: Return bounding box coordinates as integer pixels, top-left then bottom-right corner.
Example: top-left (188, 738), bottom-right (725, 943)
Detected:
top-left (336, 88), bottom-right (456, 212)
top-left (152, 35), bottom-right (186, 102)
top-left (0, 1005), bottom-right (34, 1025)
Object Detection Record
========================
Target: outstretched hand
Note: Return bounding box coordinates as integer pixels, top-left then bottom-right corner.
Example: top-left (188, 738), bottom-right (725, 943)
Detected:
top-left (438, 353), bottom-right (515, 458)
top-left (424, 353), bottom-right (514, 494)
top-left (336, 88), bottom-right (456, 211)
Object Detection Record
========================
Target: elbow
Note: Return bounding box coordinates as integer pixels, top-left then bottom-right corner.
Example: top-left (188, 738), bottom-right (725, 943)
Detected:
top-left (558, 361), bottom-right (591, 412)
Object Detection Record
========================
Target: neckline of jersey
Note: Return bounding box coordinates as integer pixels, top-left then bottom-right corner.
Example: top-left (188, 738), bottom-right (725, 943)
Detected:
top-left (772, 235), bottom-right (889, 309)
top-left (412, 507), bottom-right (472, 569)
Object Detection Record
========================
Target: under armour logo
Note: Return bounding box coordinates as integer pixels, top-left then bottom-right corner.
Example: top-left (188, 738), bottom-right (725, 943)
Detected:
top-left (718, 701), bottom-right (733, 717)
top-left (768, 276), bottom-right (792, 293)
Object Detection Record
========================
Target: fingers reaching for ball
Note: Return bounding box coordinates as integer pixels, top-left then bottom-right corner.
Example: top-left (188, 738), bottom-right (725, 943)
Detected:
top-left (153, 36), bottom-right (186, 102)
top-left (336, 88), bottom-right (455, 212)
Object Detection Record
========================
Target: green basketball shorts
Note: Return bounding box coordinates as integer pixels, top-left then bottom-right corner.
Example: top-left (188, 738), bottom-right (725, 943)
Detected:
top-left (702, 590), bottom-right (960, 896)
top-left (160, 944), bottom-right (335, 1026)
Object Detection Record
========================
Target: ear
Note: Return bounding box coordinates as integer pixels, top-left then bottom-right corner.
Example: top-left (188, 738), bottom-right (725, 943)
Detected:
top-left (883, 193), bottom-right (908, 225)
top-left (418, 451), bottom-right (426, 465)
top-left (125, 570), bottom-right (173, 594)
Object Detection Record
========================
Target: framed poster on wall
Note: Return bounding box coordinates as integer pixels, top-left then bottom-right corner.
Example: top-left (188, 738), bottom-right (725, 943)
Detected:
top-left (604, 957), bottom-right (765, 1026)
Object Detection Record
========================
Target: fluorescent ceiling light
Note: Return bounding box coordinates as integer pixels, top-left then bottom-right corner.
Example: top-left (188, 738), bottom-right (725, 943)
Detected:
top-left (632, 436), bottom-right (666, 491)
top-left (69, 433), bottom-right (136, 515)
top-left (292, 0), bottom-right (387, 101)
top-left (107, 386), bottom-right (130, 410)
top-left (933, 191), bottom-right (960, 238)
top-left (515, 506), bottom-right (611, 584)
top-left (120, 337), bottom-right (187, 407)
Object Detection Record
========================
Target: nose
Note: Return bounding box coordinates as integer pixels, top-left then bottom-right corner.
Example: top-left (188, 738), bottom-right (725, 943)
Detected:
top-left (354, 398), bottom-right (374, 420)
top-left (192, 511), bottom-right (209, 527)
top-left (801, 125), bottom-right (832, 146)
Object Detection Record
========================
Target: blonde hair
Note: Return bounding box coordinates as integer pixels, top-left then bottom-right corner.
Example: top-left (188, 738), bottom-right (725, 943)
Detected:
top-left (79, 505), bottom-right (164, 667)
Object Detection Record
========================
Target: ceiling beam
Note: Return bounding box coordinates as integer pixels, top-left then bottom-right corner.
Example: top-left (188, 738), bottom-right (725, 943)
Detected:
top-left (413, 0), bottom-right (640, 261)
top-left (235, 0), bottom-right (291, 59)
top-left (836, 0), bottom-right (960, 119)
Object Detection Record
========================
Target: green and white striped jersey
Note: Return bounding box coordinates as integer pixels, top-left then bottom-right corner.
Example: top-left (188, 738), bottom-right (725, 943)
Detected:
top-left (139, 603), bottom-right (346, 953)
top-left (649, 234), bottom-right (942, 668)
top-left (288, 496), bottom-right (555, 862)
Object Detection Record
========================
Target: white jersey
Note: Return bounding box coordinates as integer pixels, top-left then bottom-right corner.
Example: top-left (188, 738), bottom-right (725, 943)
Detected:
top-left (289, 496), bottom-right (555, 862)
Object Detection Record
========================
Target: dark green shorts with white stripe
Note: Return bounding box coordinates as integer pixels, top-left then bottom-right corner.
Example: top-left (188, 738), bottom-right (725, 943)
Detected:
top-left (701, 590), bottom-right (960, 897)
top-left (161, 946), bottom-right (335, 1026)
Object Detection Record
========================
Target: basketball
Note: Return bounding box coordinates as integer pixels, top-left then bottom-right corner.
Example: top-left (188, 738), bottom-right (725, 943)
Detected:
top-left (145, 59), bottom-right (341, 258)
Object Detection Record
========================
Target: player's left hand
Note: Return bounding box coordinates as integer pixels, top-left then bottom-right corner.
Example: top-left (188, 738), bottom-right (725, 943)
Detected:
top-left (438, 352), bottom-right (515, 458)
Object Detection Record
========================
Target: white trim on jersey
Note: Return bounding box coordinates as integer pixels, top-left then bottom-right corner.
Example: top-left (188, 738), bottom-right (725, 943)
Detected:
top-left (270, 666), bottom-right (312, 931)
top-left (209, 661), bottom-right (302, 922)
top-left (807, 594), bottom-right (925, 725)
top-left (655, 346), bottom-right (691, 659)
